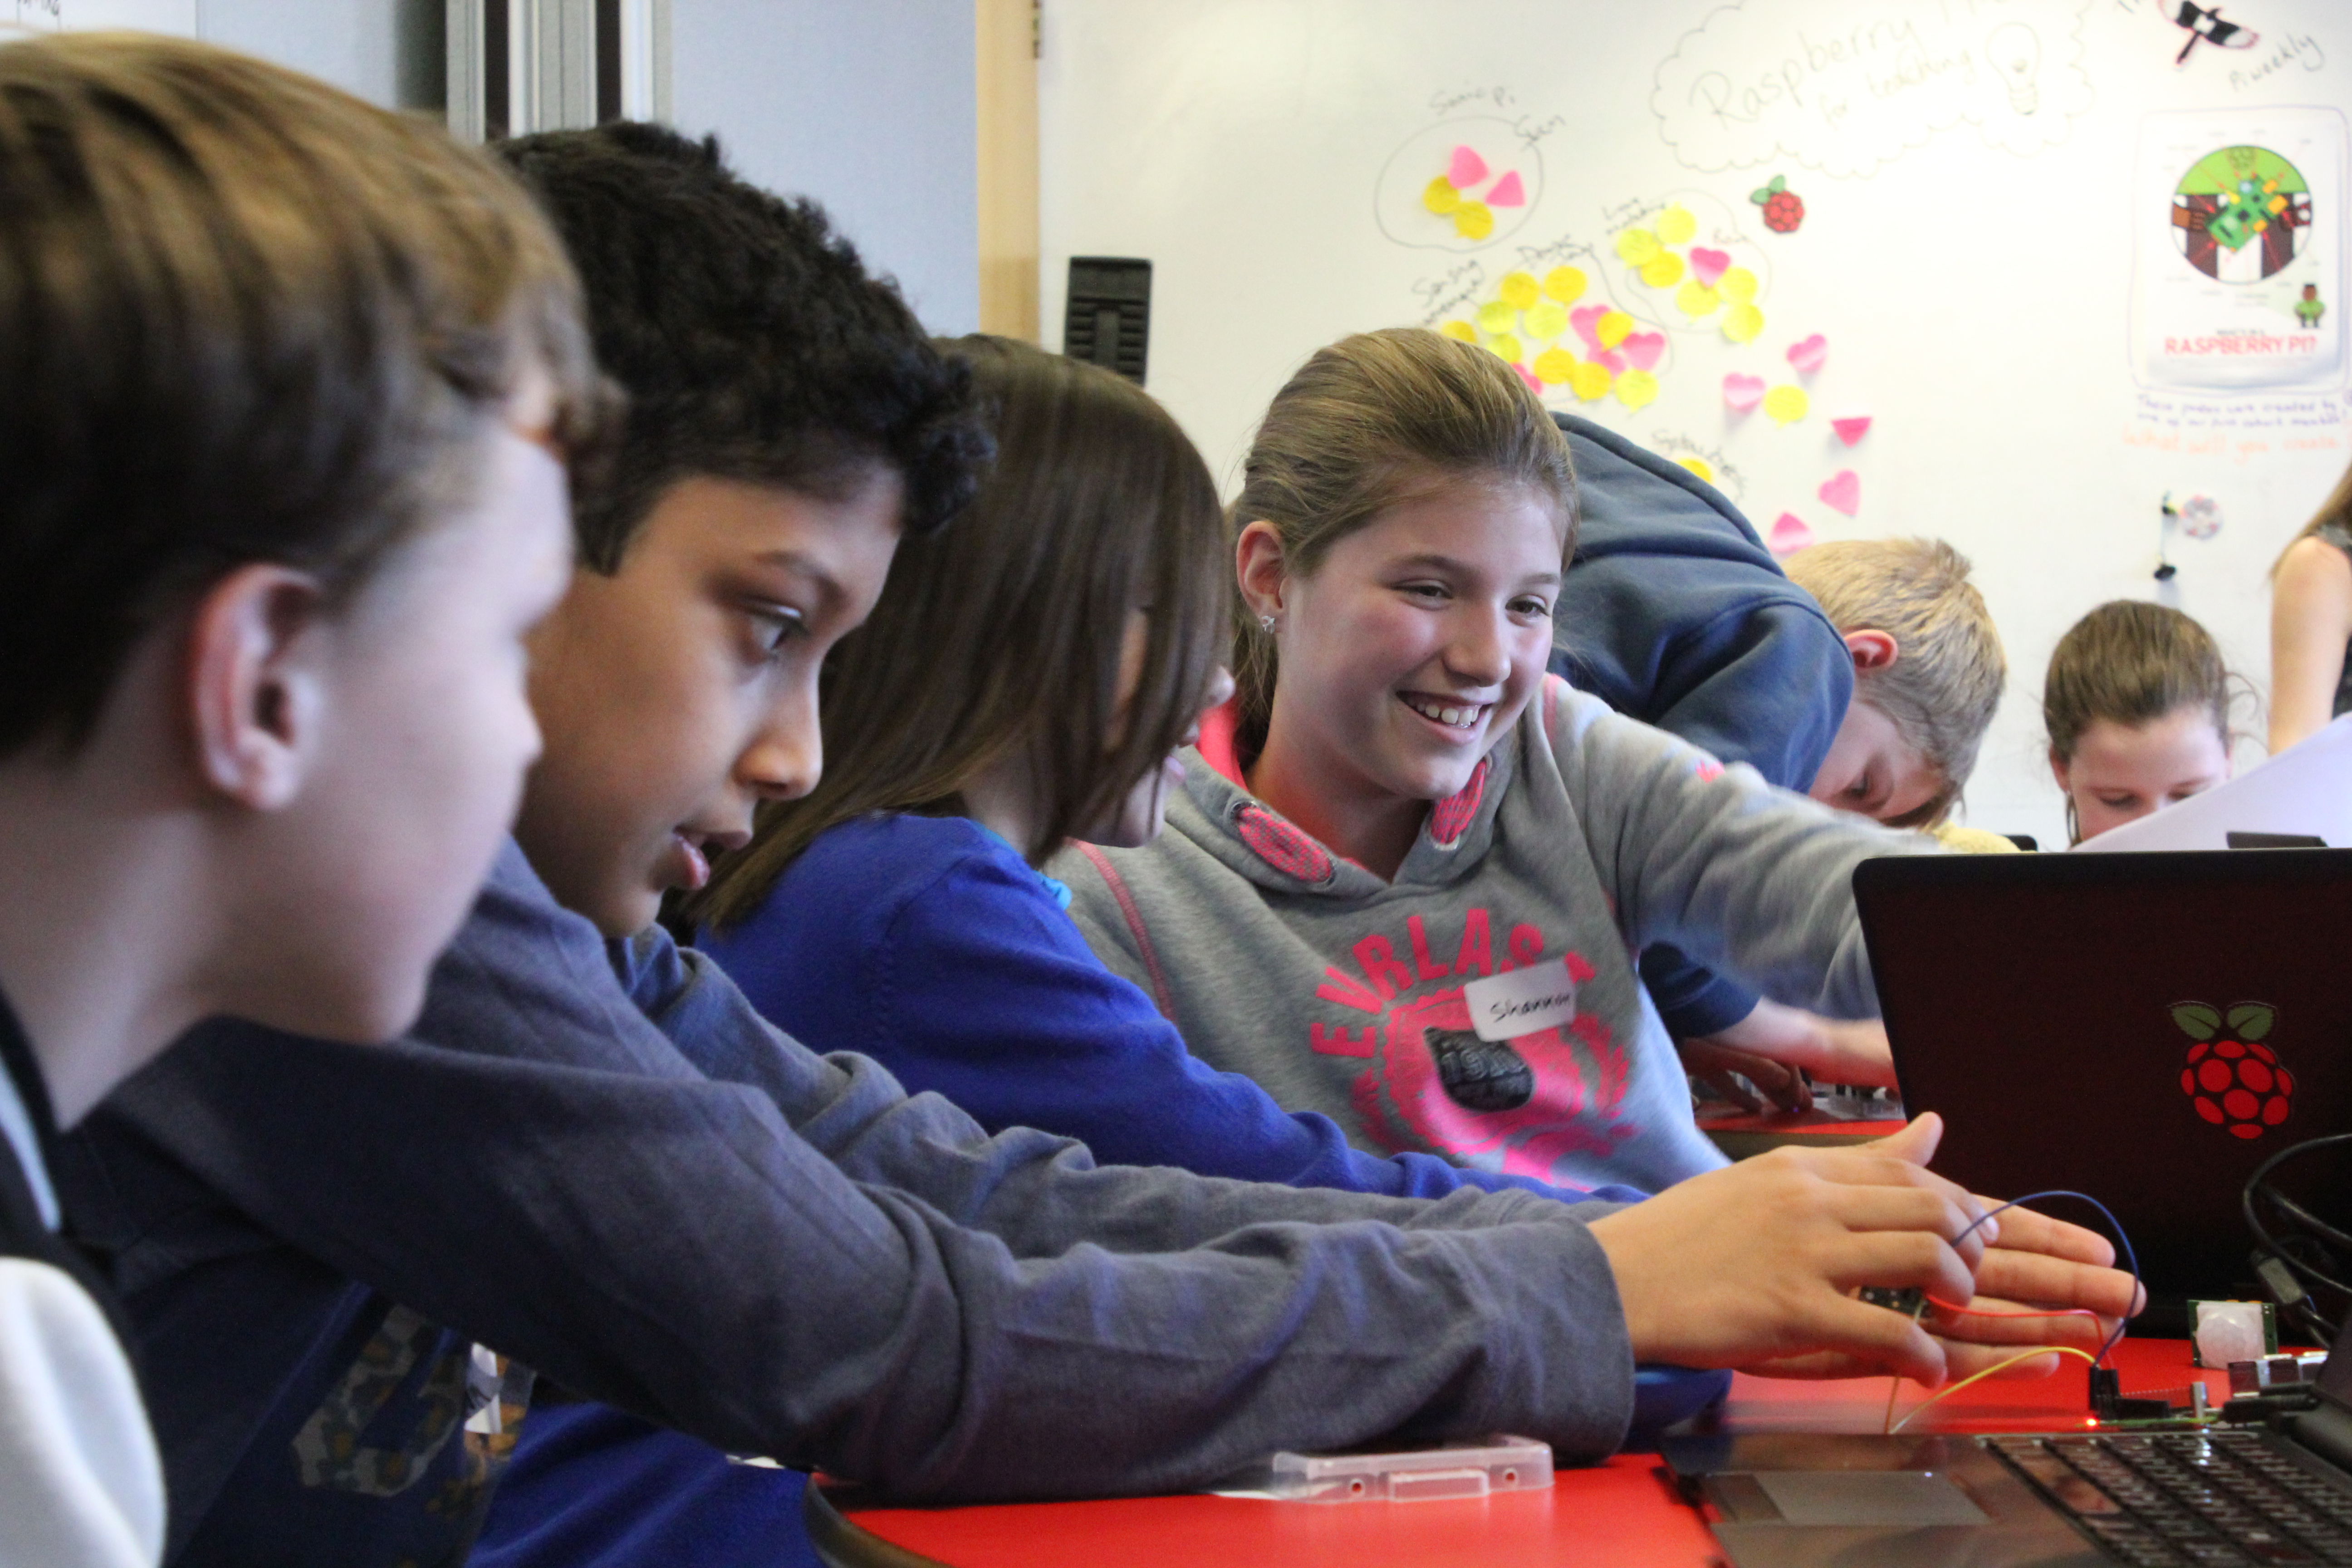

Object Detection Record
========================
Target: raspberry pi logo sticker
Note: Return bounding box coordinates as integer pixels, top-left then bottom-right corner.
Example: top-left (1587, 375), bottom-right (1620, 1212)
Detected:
top-left (2172, 1001), bottom-right (2294, 1139)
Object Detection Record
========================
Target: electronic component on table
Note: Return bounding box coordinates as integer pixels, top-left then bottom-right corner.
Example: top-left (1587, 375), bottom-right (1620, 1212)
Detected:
top-left (1858, 1285), bottom-right (1927, 1317)
top-left (1265, 1435), bottom-right (1552, 1503)
top-left (2228, 1351), bottom-right (2331, 1394)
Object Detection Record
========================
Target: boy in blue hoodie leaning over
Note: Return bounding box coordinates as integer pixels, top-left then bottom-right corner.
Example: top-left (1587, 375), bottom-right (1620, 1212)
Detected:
top-left (60, 120), bottom-right (2137, 1568)
top-left (1549, 416), bottom-right (1980, 1107)
top-left (0, 34), bottom-right (599, 1567)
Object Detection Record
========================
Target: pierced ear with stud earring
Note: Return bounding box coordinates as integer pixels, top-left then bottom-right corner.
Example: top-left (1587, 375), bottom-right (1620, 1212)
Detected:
top-left (1259, 614), bottom-right (1276, 632)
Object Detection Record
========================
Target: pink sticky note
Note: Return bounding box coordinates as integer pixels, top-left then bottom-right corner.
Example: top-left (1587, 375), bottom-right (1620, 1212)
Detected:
top-left (1570, 303), bottom-right (1609, 350)
top-left (1831, 416), bottom-right (1872, 446)
top-left (1723, 372), bottom-right (1766, 411)
top-left (1818, 469), bottom-right (1861, 516)
top-left (1786, 333), bottom-right (1828, 374)
top-left (1595, 349), bottom-right (1627, 374)
top-left (1621, 330), bottom-right (1665, 371)
top-left (1688, 247), bottom-right (1731, 287)
top-left (1513, 361), bottom-right (1541, 392)
top-left (1485, 170), bottom-right (1525, 207)
top-left (1447, 144), bottom-right (1489, 189)
top-left (1769, 513), bottom-right (1816, 556)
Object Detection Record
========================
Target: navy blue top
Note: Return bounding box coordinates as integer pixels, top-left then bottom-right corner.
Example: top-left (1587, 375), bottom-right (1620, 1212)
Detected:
top-left (1549, 413), bottom-right (1852, 1038)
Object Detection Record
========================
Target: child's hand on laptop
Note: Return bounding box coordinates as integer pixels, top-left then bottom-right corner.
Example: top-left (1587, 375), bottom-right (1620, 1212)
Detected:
top-left (1918, 1199), bottom-right (2143, 1374)
top-left (1588, 1113), bottom-right (2141, 1385)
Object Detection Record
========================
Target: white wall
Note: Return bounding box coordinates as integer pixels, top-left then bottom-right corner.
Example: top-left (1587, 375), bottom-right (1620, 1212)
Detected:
top-left (190, 0), bottom-right (980, 336)
top-left (671, 0), bottom-right (980, 334)
top-left (196, 0), bottom-right (438, 110)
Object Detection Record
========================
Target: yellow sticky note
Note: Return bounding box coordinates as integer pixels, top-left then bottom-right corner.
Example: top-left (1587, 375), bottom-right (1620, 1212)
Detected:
top-left (1569, 360), bottom-right (1612, 401)
top-left (1674, 454), bottom-right (1716, 484)
top-left (1595, 310), bottom-right (1633, 349)
top-left (1722, 301), bottom-right (1764, 343)
top-left (1675, 279), bottom-right (1721, 317)
top-left (1639, 252), bottom-right (1686, 289)
top-left (1422, 176), bottom-right (1461, 216)
top-left (1613, 228), bottom-right (1662, 265)
top-left (1542, 265), bottom-right (1587, 304)
top-left (1498, 271), bottom-right (1540, 310)
top-left (1613, 369), bottom-right (1660, 411)
top-left (1719, 266), bottom-right (1758, 302)
top-left (1523, 300), bottom-right (1568, 341)
top-left (1655, 205), bottom-right (1698, 244)
top-left (1533, 346), bottom-right (1577, 385)
top-left (1487, 333), bottom-right (1524, 365)
top-left (1439, 320), bottom-right (1477, 343)
top-left (1454, 202), bottom-right (1494, 240)
top-left (1476, 299), bottom-right (1519, 335)
top-left (1762, 384), bottom-right (1809, 424)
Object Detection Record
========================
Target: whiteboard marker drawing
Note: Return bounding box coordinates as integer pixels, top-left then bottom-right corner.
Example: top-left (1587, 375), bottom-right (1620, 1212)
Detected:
top-left (2168, 2), bottom-right (2261, 67)
top-left (1986, 23), bottom-right (2041, 116)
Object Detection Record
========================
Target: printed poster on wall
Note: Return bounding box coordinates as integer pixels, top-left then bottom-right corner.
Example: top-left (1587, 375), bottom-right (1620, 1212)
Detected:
top-left (2132, 107), bottom-right (2347, 393)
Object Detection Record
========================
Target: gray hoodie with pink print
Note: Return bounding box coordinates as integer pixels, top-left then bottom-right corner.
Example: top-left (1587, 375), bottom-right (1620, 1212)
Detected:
top-left (1053, 677), bottom-right (1933, 1195)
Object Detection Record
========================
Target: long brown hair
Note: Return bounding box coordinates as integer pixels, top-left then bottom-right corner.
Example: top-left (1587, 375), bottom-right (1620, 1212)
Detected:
top-left (1227, 328), bottom-right (1578, 759)
top-left (693, 335), bottom-right (1229, 930)
top-left (2043, 600), bottom-right (2233, 764)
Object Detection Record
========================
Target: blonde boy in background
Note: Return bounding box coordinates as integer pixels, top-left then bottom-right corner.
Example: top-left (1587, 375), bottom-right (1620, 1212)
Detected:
top-left (1787, 538), bottom-right (2016, 851)
top-left (1690, 537), bottom-right (2014, 1110)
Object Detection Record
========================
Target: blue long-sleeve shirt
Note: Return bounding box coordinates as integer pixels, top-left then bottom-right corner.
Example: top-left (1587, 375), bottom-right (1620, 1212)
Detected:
top-left (1549, 413), bottom-right (1852, 1038)
top-left (702, 813), bottom-right (1640, 1202)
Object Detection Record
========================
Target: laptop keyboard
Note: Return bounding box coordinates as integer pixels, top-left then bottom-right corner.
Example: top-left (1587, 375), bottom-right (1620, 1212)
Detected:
top-left (1987, 1431), bottom-right (2352, 1564)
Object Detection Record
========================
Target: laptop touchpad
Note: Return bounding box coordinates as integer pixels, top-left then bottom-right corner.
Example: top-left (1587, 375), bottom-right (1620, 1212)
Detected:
top-left (1740, 1470), bottom-right (1992, 1527)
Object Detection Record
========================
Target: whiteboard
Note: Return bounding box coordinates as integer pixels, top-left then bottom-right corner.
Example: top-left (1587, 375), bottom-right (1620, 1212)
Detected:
top-left (1040, 0), bottom-right (2352, 849)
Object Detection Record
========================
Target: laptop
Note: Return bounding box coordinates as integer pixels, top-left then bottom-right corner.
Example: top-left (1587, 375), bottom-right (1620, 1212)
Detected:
top-left (1852, 848), bottom-right (2352, 1328)
top-left (1662, 1310), bottom-right (2352, 1567)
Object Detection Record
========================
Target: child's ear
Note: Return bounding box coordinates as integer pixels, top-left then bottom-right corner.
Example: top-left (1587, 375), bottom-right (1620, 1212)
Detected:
top-left (1235, 520), bottom-right (1289, 622)
top-left (186, 563), bottom-right (330, 812)
top-left (2047, 747), bottom-right (2072, 793)
top-left (1844, 628), bottom-right (1899, 673)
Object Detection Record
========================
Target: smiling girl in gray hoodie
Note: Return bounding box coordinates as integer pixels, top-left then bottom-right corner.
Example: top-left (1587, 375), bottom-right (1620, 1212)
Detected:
top-left (1056, 327), bottom-right (1926, 1196)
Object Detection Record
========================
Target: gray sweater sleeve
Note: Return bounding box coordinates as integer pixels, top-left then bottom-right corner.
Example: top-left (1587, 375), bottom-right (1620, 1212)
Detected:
top-left (101, 844), bottom-right (1636, 1500)
top-left (1549, 686), bottom-right (1934, 1018)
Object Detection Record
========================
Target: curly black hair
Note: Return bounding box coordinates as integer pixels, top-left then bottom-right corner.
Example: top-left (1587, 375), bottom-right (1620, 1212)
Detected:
top-left (497, 122), bottom-right (990, 569)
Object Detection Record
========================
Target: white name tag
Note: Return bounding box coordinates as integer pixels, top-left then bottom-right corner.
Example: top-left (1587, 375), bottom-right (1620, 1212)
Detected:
top-left (1461, 958), bottom-right (1578, 1042)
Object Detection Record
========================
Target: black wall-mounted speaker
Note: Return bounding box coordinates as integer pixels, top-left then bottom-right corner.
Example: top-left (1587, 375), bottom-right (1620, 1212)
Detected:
top-left (1063, 257), bottom-right (1152, 385)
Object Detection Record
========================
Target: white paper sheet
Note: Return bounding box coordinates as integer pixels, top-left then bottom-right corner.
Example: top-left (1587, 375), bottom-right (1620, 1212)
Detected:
top-left (2073, 712), bottom-right (2352, 853)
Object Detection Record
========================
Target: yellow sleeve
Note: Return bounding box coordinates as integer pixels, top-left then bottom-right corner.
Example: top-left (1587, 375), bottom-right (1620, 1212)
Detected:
top-left (1928, 821), bottom-right (2023, 855)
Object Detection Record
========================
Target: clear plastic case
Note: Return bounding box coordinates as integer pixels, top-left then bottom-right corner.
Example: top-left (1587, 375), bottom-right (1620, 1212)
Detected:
top-left (1265, 1434), bottom-right (1553, 1503)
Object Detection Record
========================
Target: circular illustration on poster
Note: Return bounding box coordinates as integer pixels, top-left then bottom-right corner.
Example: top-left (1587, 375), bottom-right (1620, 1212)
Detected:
top-left (2171, 145), bottom-right (2313, 283)
top-left (1374, 118), bottom-right (1544, 252)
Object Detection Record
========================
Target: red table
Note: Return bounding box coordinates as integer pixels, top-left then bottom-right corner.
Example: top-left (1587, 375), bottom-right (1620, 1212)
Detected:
top-left (809, 1338), bottom-right (2229, 1568)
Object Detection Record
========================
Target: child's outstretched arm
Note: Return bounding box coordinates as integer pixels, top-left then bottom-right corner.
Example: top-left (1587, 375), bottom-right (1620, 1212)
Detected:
top-left (1548, 683), bottom-right (1926, 1019)
top-left (1587, 1115), bottom-right (2139, 1385)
